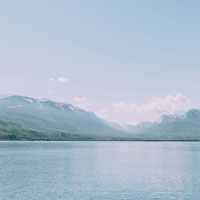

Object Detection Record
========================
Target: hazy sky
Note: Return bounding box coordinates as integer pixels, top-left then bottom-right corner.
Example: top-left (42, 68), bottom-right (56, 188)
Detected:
top-left (1, 0), bottom-right (200, 124)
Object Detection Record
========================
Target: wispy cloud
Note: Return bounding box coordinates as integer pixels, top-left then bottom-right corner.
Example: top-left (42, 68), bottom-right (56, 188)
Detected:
top-left (48, 78), bottom-right (54, 82)
top-left (48, 77), bottom-right (69, 83)
top-left (98, 108), bottom-right (109, 113)
top-left (73, 97), bottom-right (89, 108)
top-left (57, 77), bottom-right (69, 83)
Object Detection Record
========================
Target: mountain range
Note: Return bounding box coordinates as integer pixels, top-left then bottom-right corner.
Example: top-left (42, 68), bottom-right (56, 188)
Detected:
top-left (0, 95), bottom-right (200, 141)
top-left (0, 95), bottom-right (130, 140)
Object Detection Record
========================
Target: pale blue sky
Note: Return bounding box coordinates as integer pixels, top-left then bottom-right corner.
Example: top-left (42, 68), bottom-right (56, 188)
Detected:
top-left (0, 0), bottom-right (200, 123)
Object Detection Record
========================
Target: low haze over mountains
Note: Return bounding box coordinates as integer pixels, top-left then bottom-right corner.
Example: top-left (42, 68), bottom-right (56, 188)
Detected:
top-left (0, 95), bottom-right (200, 141)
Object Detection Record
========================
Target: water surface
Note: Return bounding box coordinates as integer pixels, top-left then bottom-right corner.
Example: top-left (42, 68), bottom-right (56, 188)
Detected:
top-left (0, 141), bottom-right (200, 200)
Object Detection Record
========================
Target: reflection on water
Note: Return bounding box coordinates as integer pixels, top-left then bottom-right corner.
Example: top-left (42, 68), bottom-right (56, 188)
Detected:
top-left (0, 141), bottom-right (200, 200)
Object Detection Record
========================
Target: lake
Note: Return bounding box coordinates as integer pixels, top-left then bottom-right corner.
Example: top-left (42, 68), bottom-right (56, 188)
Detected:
top-left (0, 141), bottom-right (200, 200)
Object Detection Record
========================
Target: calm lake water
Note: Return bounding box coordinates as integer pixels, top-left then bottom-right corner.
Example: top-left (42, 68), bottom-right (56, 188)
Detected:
top-left (0, 141), bottom-right (200, 200)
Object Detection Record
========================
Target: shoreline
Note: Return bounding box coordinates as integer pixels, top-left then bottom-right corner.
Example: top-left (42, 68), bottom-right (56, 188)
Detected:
top-left (1, 140), bottom-right (200, 142)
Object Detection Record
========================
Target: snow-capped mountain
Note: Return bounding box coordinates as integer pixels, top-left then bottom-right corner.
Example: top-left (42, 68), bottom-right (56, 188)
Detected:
top-left (1, 94), bottom-right (200, 140)
top-left (134, 109), bottom-right (200, 140)
top-left (0, 95), bottom-right (128, 140)
top-left (109, 109), bottom-right (200, 140)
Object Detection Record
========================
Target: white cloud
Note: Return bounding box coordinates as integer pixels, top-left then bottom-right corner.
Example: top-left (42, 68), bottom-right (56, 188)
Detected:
top-left (112, 93), bottom-right (191, 115)
top-left (57, 77), bottom-right (69, 83)
top-left (48, 77), bottom-right (69, 83)
top-left (138, 93), bottom-right (191, 114)
top-left (73, 97), bottom-right (89, 108)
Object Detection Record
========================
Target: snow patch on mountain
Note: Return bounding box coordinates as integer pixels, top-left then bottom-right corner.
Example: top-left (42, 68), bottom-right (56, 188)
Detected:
top-left (23, 98), bottom-right (34, 103)
top-left (55, 103), bottom-right (64, 111)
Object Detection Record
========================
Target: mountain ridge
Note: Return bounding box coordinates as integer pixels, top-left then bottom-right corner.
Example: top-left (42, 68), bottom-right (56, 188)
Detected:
top-left (1, 94), bottom-right (200, 141)
top-left (0, 95), bottom-right (131, 140)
